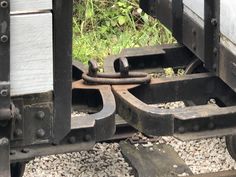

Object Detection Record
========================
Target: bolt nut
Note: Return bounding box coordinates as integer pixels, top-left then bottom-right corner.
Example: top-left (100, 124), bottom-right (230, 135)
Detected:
top-left (0, 89), bottom-right (8, 97)
top-left (36, 111), bottom-right (45, 120)
top-left (0, 1), bottom-right (8, 8)
top-left (36, 129), bottom-right (46, 138)
top-left (0, 35), bottom-right (8, 43)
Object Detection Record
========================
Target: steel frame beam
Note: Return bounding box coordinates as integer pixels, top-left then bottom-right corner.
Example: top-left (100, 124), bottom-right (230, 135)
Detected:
top-left (53, 0), bottom-right (73, 143)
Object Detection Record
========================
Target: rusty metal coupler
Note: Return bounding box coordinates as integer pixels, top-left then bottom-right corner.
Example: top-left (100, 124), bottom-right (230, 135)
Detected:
top-left (82, 58), bottom-right (151, 85)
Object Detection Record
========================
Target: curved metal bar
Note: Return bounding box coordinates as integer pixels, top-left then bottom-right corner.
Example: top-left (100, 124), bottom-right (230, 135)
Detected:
top-left (185, 58), bottom-right (204, 74)
top-left (112, 73), bottom-right (236, 139)
top-left (72, 80), bottom-right (116, 141)
top-left (96, 72), bottom-right (148, 78)
top-left (82, 73), bottom-right (151, 85)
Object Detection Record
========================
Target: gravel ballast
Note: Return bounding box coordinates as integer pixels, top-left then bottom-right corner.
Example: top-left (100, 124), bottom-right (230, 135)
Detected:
top-left (23, 136), bottom-right (236, 176)
top-left (23, 143), bottom-right (134, 177)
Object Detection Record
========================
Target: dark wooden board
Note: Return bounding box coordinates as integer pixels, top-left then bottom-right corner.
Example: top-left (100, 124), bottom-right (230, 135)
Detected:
top-left (120, 141), bottom-right (193, 177)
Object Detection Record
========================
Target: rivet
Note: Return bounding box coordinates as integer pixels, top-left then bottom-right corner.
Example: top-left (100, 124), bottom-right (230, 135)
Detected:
top-left (0, 89), bottom-right (8, 97)
top-left (14, 129), bottom-right (23, 137)
top-left (0, 1), bottom-right (8, 8)
top-left (36, 129), bottom-right (45, 138)
top-left (84, 134), bottom-right (92, 142)
top-left (0, 35), bottom-right (8, 43)
top-left (36, 111), bottom-right (45, 120)
top-left (68, 136), bottom-right (76, 144)
top-left (178, 127), bottom-right (185, 134)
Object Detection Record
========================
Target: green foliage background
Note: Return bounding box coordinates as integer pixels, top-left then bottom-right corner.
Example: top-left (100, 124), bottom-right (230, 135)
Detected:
top-left (73, 0), bottom-right (175, 64)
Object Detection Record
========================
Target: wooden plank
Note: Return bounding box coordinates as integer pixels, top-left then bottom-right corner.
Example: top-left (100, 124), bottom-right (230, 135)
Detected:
top-left (183, 0), bottom-right (236, 46)
top-left (220, 0), bottom-right (236, 46)
top-left (11, 0), bottom-right (52, 13)
top-left (10, 13), bottom-right (53, 96)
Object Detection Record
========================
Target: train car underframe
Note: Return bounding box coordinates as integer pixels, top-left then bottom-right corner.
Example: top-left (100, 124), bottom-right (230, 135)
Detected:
top-left (1, 0), bottom-right (236, 176)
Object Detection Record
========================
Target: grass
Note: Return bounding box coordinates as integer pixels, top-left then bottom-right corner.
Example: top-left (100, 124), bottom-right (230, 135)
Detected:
top-left (73, 0), bottom-right (175, 65)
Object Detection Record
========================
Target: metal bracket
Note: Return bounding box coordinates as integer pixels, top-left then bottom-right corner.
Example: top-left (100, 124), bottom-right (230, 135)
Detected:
top-left (0, 137), bottom-right (10, 177)
top-left (172, 0), bottom-right (183, 43)
top-left (204, 0), bottom-right (220, 72)
top-left (0, 0), bottom-right (10, 121)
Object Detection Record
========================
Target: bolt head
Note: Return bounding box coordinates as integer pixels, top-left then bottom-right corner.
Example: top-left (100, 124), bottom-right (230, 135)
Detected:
top-left (36, 111), bottom-right (45, 120)
top-left (1, 35), bottom-right (8, 43)
top-left (0, 1), bottom-right (8, 8)
top-left (192, 44), bottom-right (196, 51)
top-left (21, 148), bottom-right (30, 153)
top-left (10, 150), bottom-right (16, 155)
top-left (208, 122), bottom-right (215, 130)
top-left (84, 134), bottom-right (92, 142)
top-left (192, 124), bottom-right (200, 132)
top-left (68, 136), bottom-right (76, 144)
top-left (0, 137), bottom-right (8, 145)
top-left (16, 114), bottom-right (22, 121)
top-left (14, 129), bottom-right (23, 137)
top-left (36, 129), bottom-right (46, 138)
top-left (0, 89), bottom-right (8, 96)
top-left (192, 28), bottom-right (197, 36)
top-left (211, 18), bottom-right (218, 26)
top-left (178, 127), bottom-right (185, 134)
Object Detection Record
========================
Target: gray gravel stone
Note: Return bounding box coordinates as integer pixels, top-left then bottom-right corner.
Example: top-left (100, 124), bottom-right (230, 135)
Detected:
top-left (23, 143), bottom-right (134, 177)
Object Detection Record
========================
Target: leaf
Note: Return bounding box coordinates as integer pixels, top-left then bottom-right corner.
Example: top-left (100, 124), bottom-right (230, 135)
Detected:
top-left (85, 8), bottom-right (93, 19)
top-left (141, 13), bottom-right (149, 23)
top-left (118, 16), bottom-right (126, 26)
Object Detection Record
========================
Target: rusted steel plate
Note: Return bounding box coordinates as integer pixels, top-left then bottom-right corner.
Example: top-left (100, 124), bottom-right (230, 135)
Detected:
top-left (120, 141), bottom-right (193, 177)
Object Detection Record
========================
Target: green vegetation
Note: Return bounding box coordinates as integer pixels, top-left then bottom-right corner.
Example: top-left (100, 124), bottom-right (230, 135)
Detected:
top-left (73, 0), bottom-right (175, 65)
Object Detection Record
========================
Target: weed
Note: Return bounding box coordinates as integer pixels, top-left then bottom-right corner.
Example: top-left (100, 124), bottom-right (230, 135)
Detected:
top-left (73, 0), bottom-right (175, 65)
